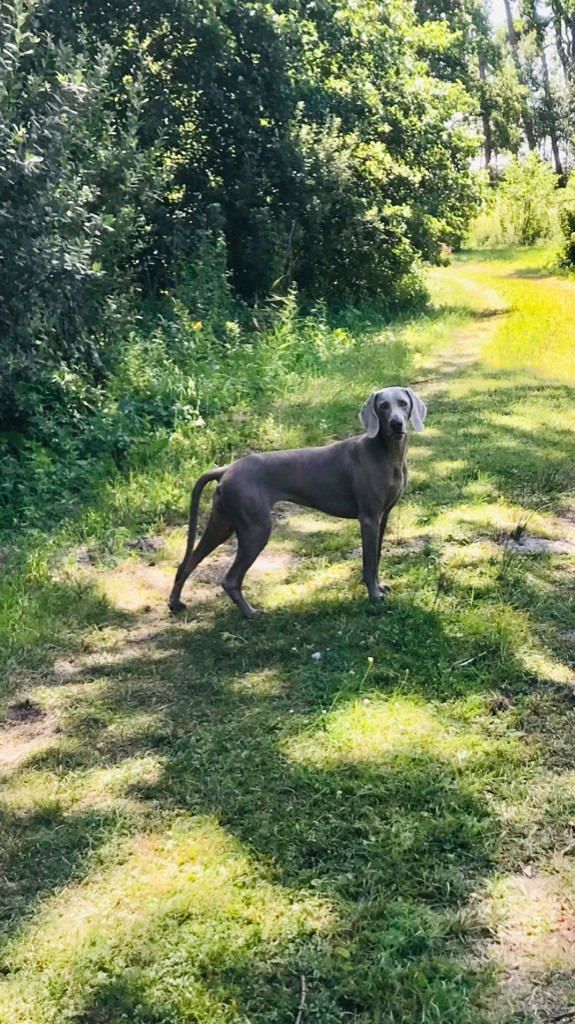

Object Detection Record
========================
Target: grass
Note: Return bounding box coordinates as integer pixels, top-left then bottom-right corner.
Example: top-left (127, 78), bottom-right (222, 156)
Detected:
top-left (1, 247), bottom-right (575, 1023)
top-left (445, 245), bottom-right (575, 382)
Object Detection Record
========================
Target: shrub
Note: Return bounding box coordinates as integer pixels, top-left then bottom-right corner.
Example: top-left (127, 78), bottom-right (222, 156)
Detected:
top-left (468, 154), bottom-right (559, 247)
top-left (559, 172), bottom-right (575, 267)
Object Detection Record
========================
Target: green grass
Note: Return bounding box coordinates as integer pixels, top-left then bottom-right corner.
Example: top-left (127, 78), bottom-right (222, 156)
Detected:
top-left (446, 246), bottom-right (575, 382)
top-left (1, 248), bottom-right (575, 1023)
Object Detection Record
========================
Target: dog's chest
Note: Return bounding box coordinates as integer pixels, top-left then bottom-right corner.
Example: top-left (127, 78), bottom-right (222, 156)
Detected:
top-left (384, 463), bottom-right (406, 503)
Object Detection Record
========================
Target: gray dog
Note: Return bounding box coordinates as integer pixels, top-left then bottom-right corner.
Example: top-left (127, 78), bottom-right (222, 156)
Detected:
top-left (169, 386), bottom-right (427, 617)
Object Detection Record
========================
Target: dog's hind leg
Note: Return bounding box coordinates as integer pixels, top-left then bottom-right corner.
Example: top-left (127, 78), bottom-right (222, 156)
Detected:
top-left (169, 498), bottom-right (233, 612)
top-left (222, 514), bottom-right (272, 618)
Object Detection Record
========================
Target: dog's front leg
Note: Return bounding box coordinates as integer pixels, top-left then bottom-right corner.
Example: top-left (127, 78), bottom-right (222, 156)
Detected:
top-left (359, 514), bottom-right (382, 601)
top-left (375, 511), bottom-right (391, 595)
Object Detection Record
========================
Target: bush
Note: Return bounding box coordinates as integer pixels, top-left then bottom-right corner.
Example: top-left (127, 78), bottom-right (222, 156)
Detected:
top-left (559, 172), bottom-right (575, 267)
top-left (468, 154), bottom-right (560, 247)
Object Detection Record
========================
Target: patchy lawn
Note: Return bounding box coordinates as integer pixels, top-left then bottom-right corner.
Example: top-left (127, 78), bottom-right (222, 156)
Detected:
top-left (1, 248), bottom-right (575, 1024)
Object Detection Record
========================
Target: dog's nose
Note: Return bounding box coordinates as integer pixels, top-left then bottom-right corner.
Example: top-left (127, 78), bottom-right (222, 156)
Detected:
top-left (390, 416), bottom-right (403, 433)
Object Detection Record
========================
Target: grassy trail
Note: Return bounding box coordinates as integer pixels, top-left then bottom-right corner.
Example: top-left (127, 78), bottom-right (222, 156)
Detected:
top-left (1, 249), bottom-right (575, 1024)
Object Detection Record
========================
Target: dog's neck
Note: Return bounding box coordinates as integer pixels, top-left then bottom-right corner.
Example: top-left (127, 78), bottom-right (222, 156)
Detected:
top-left (376, 430), bottom-right (408, 462)
top-left (363, 431), bottom-right (407, 471)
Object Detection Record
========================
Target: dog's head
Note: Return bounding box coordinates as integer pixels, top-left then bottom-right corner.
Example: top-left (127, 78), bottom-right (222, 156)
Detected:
top-left (359, 386), bottom-right (427, 440)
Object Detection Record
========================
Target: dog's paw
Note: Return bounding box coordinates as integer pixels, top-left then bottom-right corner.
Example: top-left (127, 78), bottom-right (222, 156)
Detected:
top-left (168, 599), bottom-right (187, 614)
top-left (242, 606), bottom-right (266, 619)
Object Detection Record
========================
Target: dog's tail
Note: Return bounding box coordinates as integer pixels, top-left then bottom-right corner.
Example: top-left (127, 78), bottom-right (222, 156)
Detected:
top-left (184, 467), bottom-right (227, 554)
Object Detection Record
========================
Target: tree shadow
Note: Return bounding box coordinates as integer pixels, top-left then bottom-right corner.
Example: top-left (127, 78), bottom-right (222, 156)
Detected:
top-left (0, 577), bottom-right (552, 1015)
top-left (0, 803), bottom-right (121, 949)
top-left (507, 267), bottom-right (555, 279)
top-left (1, 597), bottom-right (504, 1020)
top-left (2, 539), bottom-right (573, 1019)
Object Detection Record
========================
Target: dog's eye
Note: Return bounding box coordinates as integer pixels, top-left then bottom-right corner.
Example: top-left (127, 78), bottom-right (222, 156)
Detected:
top-left (398, 399), bottom-right (408, 409)
top-left (380, 400), bottom-right (390, 410)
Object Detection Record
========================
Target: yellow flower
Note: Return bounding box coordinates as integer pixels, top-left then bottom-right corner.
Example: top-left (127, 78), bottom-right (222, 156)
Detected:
top-left (192, 321), bottom-right (202, 331)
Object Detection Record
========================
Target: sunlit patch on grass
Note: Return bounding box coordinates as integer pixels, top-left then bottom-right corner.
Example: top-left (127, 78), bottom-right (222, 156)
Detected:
top-left (0, 817), bottom-right (331, 1024)
top-left (445, 256), bottom-right (575, 386)
top-left (161, 526), bottom-right (190, 564)
top-left (0, 713), bottom-right (60, 778)
top-left (434, 459), bottom-right (468, 478)
top-left (440, 558), bottom-right (501, 594)
top-left (98, 709), bottom-right (172, 743)
top-left (2, 754), bottom-right (164, 813)
top-left (280, 511), bottom-right (342, 534)
top-left (405, 444), bottom-right (433, 462)
top-left (266, 559), bottom-right (357, 610)
top-left (489, 406), bottom-right (575, 435)
top-left (95, 562), bottom-right (174, 612)
top-left (228, 668), bottom-right (284, 696)
top-left (432, 501), bottom-right (560, 540)
top-left (283, 695), bottom-right (513, 769)
top-left (462, 475), bottom-right (499, 503)
top-left (483, 281), bottom-right (575, 384)
top-left (517, 650), bottom-right (575, 686)
top-left (485, 870), bottom-right (575, 974)
top-left (441, 539), bottom-right (500, 565)
top-left (390, 500), bottom-right (428, 538)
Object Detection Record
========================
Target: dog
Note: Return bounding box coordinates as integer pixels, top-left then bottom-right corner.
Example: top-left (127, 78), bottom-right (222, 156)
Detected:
top-left (169, 386), bottom-right (427, 617)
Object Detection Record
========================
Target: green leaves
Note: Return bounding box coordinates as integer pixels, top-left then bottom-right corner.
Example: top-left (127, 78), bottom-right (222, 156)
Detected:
top-left (0, 0), bottom-right (484, 469)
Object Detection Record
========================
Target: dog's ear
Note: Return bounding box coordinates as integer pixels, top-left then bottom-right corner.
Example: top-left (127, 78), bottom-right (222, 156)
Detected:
top-left (405, 388), bottom-right (427, 432)
top-left (359, 391), bottom-right (380, 437)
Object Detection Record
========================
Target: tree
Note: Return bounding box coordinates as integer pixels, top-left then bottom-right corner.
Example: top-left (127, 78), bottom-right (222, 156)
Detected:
top-left (502, 0), bottom-right (538, 148)
top-left (520, 0), bottom-right (564, 176)
top-left (0, 0), bottom-right (165, 429)
top-left (31, 0), bottom-right (484, 298)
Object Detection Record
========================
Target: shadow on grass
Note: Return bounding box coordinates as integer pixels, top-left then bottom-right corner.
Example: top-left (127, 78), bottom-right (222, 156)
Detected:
top-left (0, 567), bottom-right (134, 702)
top-left (0, 580), bottom-right (556, 1019)
top-left (455, 246), bottom-right (555, 265)
top-left (2, 602), bottom-right (500, 1021)
top-left (0, 803), bottom-right (122, 948)
top-left (507, 267), bottom-right (557, 279)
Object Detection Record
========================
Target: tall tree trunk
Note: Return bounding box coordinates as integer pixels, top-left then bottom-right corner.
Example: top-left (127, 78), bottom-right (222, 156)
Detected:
top-left (478, 53), bottom-right (494, 178)
top-left (540, 45), bottom-right (563, 177)
top-left (551, 8), bottom-right (574, 80)
top-left (503, 0), bottom-right (538, 149)
top-left (553, 18), bottom-right (570, 74)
